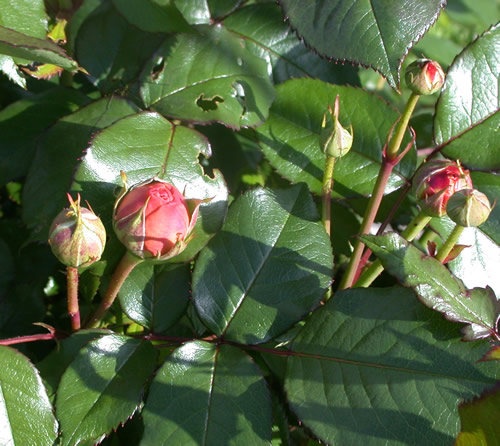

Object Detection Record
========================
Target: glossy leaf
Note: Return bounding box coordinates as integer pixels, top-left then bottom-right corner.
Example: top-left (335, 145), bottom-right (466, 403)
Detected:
top-left (456, 387), bottom-right (500, 446)
top-left (193, 184), bottom-right (333, 344)
top-left (0, 87), bottom-right (89, 185)
top-left (0, 346), bottom-right (58, 446)
top-left (22, 97), bottom-right (139, 241)
top-left (285, 287), bottom-right (499, 445)
top-left (73, 111), bottom-right (228, 262)
top-left (142, 341), bottom-right (272, 445)
top-left (256, 78), bottom-right (416, 198)
top-left (362, 232), bottom-right (500, 340)
top-left (139, 25), bottom-right (275, 129)
top-left (118, 262), bottom-right (190, 332)
top-left (56, 334), bottom-right (157, 446)
top-left (279, 0), bottom-right (445, 88)
top-left (223, 3), bottom-right (359, 84)
top-left (0, 0), bottom-right (47, 38)
top-left (435, 23), bottom-right (500, 169)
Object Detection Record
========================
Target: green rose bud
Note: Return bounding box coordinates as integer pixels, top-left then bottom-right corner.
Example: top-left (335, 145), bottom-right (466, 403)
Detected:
top-left (48, 194), bottom-right (106, 268)
top-left (405, 59), bottom-right (445, 95)
top-left (320, 95), bottom-right (353, 158)
top-left (447, 189), bottom-right (492, 227)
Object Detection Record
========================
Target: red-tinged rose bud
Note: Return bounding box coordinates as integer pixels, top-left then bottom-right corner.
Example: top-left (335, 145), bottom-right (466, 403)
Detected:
top-left (447, 189), bottom-right (492, 227)
top-left (48, 194), bottom-right (106, 268)
top-left (405, 59), bottom-right (445, 95)
top-left (412, 159), bottom-right (473, 217)
top-left (113, 178), bottom-right (200, 260)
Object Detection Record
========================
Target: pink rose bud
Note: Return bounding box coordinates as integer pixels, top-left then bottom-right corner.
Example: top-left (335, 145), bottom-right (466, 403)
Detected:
top-left (447, 189), bottom-right (492, 227)
top-left (48, 194), bottom-right (106, 268)
top-left (412, 159), bottom-right (473, 217)
top-left (405, 59), bottom-right (445, 95)
top-left (113, 178), bottom-right (200, 260)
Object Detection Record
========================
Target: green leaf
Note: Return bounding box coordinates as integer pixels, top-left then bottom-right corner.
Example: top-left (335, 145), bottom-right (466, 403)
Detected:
top-left (0, 87), bottom-right (89, 185)
top-left (37, 330), bottom-right (110, 400)
top-left (0, 26), bottom-right (78, 71)
top-left (118, 262), bottom-right (190, 332)
top-left (471, 172), bottom-right (500, 245)
top-left (73, 111), bottom-right (228, 262)
top-left (256, 78), bottom-right (416, 198)
top-left (362, 232), bottom-right (500, 340)
top-left (0, 346), bottom-right (58, 446)
top-left (74, 2), bottom-right (164, 93)
top-left (456, 387), bottom-right (500, 446)
top-left (223, 3), bottom-right (359, 85)
top-left (435, 23), bottom-right (500, 169)
top-left (112, 0), bottom-right (190, 32)
top-left (142, 341), bottom-right (272, 445)
top-left (22, 97), bottom-right (140, 241)
top-left (192, 184), bottom-right (333, 344)
top-left (279, 0), bottom-right (446, 89)
top-left (285, 287), bottom-right (499, 445)
top-left (56, 334), bottom-right (157, 446)
top-left (0, 0), bottom-right (47, 38)
top-left (139, 25), bottom-right (275, 129)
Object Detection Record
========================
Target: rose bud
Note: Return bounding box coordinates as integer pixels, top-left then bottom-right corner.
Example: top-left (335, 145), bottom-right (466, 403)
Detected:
top-left (447, 189), bottom-right (492, 227)
top-left (320, 96), bottom-right (353, 158)
top-left (405, 59), bottom-right (445, 95)
top-left (48, 194), bottom-right (106, 268)
top-left (412, 159), bottom-right (473, 217)
top-left (113, 178), bottom-right (201, 261)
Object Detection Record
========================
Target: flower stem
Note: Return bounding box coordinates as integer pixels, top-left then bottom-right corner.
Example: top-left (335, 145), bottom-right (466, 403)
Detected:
top-left (435, 224), bottom-right (464, 263)
top-left (322, 155), bottom-right (336, 236)
top-left (354, 211), bottom-right (432, 287)
top-left (66, 266), bottom-right (81, 331)
top-left (85, 251), bottom-right (142, 328)
top-left (339, 93), bottom-right (420, 289)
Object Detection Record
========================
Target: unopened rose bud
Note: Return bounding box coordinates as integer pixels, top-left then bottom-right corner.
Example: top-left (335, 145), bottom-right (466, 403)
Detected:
top-left (405, 59), bottom-right (445, 95)
top-left (320, 96), bottom-right (353, 158)
top-left (113, 178), bottom-right (200, 260)
top-left (49, 194), bottom-right (106, 268)
top-left (412, 159), bottom-right (472, 217)
top-left (447, 189), bottom-right (492, 227)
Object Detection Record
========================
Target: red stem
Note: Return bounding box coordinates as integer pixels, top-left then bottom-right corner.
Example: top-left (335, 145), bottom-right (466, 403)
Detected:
top-left (67, 266), bottom-right (81, 331)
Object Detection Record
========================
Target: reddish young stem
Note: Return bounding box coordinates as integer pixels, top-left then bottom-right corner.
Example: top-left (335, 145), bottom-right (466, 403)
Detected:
top-left (66, 266), bottom-right (81, 331)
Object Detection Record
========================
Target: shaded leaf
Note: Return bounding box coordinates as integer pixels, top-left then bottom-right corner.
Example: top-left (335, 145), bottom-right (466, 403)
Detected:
top-left (0, 26), bottom-right (78, 71)
top-left (223, 3), bottom-right (359, 84)
top-left (362, 232), bottom-right (500, 340)
top-left (435, 23), bottom-right (500, 169)
top-left (456, 386), bottom-right (500, 446)
top-left (112, 0), bottom-right (191, 33)
top-left (139, 25), bottom-right (275, 129)
top-left (142, 341), bottom-right (272, 445)
top-left (285, 287), bottom-right (499, 445)
top-left (118, 262), bottom-right (190, 332)
top-left (0, 346), bottom-right (58, 446)
top-left (193, 184), bottom-right (333, 344)
top-left (75, 1), bottom-right (164, 93)
top-left (0, 87), bottom-right (89, 185)
top-left (56, 334), bottom-right (157, 446)
top-left (279, 0), bottom-right (446, 88)
top-left (22, 97), bottom-right (140, 241)
top-left (256, 78), bottom-right (416, 198)
top-left (73, 111), bottom-right (228, 262)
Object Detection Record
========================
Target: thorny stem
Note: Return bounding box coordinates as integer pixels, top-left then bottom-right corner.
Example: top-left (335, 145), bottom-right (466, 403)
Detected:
top-left (354, 211), bottom-right (432, 287)
top-left (66, 266), bottom-right (81, 331)
top-left (85, 251), bottom-right (142, 328)
top-left (322, 155), bottom-right (336, 237)
top-left (339, 93), bottom-right (420, 289)
top-left (435, 224), bottom-right (465, 263)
